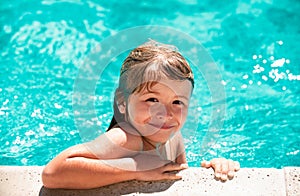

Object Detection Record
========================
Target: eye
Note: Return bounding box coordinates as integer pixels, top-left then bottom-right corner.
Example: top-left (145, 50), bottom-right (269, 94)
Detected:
top-left (146, 98), bottom-right (159, 102)
top-left (173, 100), bottom-right (185, 105)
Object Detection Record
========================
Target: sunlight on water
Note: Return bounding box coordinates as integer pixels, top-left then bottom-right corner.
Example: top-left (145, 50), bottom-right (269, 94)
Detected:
top-left (0, 0), bottom-right (299, 168)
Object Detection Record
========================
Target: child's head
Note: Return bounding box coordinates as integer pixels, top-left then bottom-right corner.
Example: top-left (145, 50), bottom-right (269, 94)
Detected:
top-left (108, 40), bottom-right (194, 139)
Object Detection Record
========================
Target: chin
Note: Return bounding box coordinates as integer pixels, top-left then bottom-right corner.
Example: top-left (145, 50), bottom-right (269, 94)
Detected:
top-left (136, 124), bottom-right (178, 142)
top-left (150, 131), bottom-right (175, 144)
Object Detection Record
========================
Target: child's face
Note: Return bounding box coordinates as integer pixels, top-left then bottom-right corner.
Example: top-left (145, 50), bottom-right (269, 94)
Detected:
top-left (125, 79), bottom-right (193, 143)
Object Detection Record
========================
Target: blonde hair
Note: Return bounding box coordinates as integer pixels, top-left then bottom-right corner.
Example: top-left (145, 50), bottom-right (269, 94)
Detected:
top-left (107, 40), bottom-right (194, 130)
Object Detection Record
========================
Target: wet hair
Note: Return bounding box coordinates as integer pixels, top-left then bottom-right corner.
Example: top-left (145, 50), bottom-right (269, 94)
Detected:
top-left (107, 40), bottom-right (194, 131)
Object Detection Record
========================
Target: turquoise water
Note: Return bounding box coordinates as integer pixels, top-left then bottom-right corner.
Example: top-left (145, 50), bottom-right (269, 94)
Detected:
top-left (0, 0), bottom-right (299, 168)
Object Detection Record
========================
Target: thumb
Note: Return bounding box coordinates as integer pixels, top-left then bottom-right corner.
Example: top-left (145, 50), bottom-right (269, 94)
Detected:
top-left (201, 160), bottom-right (211, 168)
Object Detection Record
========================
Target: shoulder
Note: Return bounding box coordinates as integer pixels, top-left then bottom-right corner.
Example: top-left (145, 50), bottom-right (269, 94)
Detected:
top-left (84, 126), bottom-right (142, 159)
top-left (105, 124), bottom-right (143, 152)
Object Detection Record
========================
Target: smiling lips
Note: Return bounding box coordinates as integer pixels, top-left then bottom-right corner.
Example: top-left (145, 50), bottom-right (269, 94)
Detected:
top-left (148, 122), bottom-right (176, 130)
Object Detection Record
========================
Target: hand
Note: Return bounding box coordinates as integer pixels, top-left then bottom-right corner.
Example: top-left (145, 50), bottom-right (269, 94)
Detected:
top-left (135, 162), bottom-right (188, 181)
top-left (201, 158), bottom-right (240, 181)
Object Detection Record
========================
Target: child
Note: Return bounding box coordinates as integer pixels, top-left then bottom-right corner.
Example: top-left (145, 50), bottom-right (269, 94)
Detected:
top-left (42, 40), bottom-right (240, 189)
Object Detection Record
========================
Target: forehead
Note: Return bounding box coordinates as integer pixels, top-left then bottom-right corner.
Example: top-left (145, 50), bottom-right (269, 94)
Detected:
top-left (141, 79), bottom-right (193, 97)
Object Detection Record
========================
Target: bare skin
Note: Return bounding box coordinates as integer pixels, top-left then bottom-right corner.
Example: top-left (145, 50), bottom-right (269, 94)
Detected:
top-left (42, 122), bottom-right (239, 189)
top-left (201, 158), bottom-right (240, 181)
top-left (42, 128), bottom-right (187, 189)
top-left (42, 80), bottom-right (240, 189)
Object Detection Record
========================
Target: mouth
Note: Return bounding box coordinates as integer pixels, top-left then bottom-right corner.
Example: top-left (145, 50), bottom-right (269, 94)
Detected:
top-left (148, 123), bottom-right (176, 130)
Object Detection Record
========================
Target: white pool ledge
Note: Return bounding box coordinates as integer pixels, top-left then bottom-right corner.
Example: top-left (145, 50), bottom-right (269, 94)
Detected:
top-left (0, 166), bottom-right (299, 195)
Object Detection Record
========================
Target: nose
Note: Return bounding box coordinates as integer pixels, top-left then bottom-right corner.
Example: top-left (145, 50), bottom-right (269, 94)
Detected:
top-left (149, 103), bottom-right (173, 120)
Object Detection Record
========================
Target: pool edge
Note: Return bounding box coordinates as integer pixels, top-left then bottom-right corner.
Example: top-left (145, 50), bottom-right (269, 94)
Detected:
top-left (0, 166), bottom-right (299, 195)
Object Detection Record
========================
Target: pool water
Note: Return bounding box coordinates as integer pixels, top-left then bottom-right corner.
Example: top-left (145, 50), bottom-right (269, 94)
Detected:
top-left (0, 0), bottom-right (299, 168)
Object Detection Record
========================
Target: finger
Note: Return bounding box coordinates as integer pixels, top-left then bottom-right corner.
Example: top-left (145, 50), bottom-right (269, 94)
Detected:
top-left (227, 160), bottom-right (235, 179)
top-left (210, 159), bottom-right (221, 178)
top-left (179, 163), bottom-right (189, 170)
top-left (220, 160), bottom-right (229, 181)
top-left (201, 160), bottom-right (211, 168)
top-left (234, 161), bottom-right (240, 171)
top-left (162, 172), bottom-right (183, 180)
top-left (163, 163), bottom-right (188, 172)
top-left (213, 162), bottom-right (222, 179)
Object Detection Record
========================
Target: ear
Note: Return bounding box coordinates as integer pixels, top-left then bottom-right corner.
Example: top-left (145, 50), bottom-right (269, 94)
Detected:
top-left (117, 99), bottom-right (126, 114)
top-left (115, 89), bottom-right (126, 114)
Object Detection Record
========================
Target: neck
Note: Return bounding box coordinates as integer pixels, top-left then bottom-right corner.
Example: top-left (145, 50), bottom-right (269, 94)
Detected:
top-left (122, 121), bottom-right (165, 151)
top-left (142, 136), bottom-right (162, 151)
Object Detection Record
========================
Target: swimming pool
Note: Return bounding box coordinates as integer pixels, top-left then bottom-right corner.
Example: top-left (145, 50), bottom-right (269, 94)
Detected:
top-left (0, 0), bottom-right (299, 168)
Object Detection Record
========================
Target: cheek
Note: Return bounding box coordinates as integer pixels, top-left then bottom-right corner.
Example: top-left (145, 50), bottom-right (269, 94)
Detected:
top-left (175, 107), bottom-right (188, 122)
top-left (128, 103), bottom-right (151, 122)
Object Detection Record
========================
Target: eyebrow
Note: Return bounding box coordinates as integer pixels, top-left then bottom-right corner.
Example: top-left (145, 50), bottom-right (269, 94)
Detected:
top-left (141, 91), bottom-right (190, 101)
top-left (175, 95), bottom-right (190, 101)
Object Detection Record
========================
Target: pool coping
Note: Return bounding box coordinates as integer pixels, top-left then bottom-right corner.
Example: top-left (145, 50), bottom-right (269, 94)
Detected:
top-left (0, 166), bottom-right (299, 195)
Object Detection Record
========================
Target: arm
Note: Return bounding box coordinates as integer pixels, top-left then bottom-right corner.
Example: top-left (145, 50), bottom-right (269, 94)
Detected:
top-left (42, 144), bottom-right (138, 189)
top-left (42, 128), bottom-right (187, 189)
top-left (42, 128), bottom-right (142, 189)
